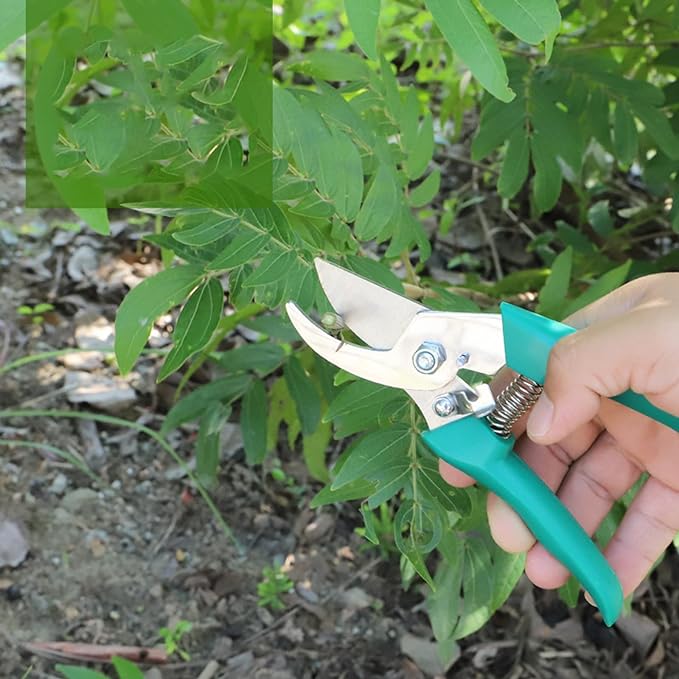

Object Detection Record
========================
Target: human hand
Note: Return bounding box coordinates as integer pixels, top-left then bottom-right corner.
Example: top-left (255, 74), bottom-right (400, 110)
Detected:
top-left (440, 272), bottom-right (679, 599)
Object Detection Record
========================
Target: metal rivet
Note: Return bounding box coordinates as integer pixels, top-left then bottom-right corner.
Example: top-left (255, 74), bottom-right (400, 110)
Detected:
top-left (413, 342), bottom-right (446, 374)
top-left (433, 395), bottom-right (457, 418)
top-left (456, 352), bottom-right (470, 367)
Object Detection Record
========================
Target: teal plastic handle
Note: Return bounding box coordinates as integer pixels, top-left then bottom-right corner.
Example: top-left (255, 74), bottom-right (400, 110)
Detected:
top-left (422, 418), bottom-right (623, 626)
top-left (501, 303), bottom-right (679, 432)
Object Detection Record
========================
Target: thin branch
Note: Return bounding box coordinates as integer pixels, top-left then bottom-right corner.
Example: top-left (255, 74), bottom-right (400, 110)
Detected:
top-left (447, 154), bottom-right (499, 175)
top-left (472, 169), bottom-right (504, 281)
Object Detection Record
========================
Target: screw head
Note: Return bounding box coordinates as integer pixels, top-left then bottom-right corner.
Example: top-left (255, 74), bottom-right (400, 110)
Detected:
top-left (456, 352), bottom-right (470, 367)
top-left (433, 395), bottom-right (457, 418)
top-left (413, 342), bottom-right (446, 374)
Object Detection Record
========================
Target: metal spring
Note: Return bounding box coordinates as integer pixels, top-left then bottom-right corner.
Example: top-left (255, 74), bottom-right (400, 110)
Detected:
top-left (486, 374), bottom-right (543, 438)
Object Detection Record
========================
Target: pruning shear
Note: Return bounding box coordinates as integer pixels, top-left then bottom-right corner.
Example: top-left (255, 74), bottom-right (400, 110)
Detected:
top-left (286, 259), bottom-right (679, 626)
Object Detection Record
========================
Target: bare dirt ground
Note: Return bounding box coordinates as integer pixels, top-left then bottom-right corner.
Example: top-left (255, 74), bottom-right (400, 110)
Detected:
top-left (2, 51), bottom-right (679, 679)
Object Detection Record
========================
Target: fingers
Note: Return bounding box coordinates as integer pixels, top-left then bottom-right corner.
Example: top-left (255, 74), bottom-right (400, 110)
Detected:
top-left (487, 419), bottom-right (602, 553)
top-left (527, 306), bottom-right (679, 445)
top-left (524, 431), bottom-right (642, 589)
top-left (605, 476), bottom-right (679, 597)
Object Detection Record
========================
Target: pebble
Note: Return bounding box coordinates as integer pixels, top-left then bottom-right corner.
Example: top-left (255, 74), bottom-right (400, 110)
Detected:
top-left (303, 513), bottom-right (335, 542)
top-left (65, 371), bottom-right (136, 412)
top-left (111, 480), bottom-right (122, 490)
top-left (61, 488), bottom-right (99, 512)
top-left (49, 473), bottom-right (68, 495)
top-left (0, 517), bottom-right (29, 568)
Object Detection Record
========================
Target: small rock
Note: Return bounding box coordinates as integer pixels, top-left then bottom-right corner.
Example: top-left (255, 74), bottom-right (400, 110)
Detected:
top-left (0, 517), bottom-right (29, 568)
top-left (615, 611), bottom-right (660, 658)
top-left (295, 582), bottom-right (319, 604)
top-left (144, 669), bottom-right (163, 679)
top-left (303, 513), bottom-right (335, 542)
top-left (0, 62), bottom-right (22, 90)
top-left (279, 617), bottom-right (304, 644)
top-left (49, 473), bottom-right (68, 495)
top-left (67, 245), bottom-right (99, 282)
top-left (212, 636), bottom-right (233, 660)
top-left (149, 584), bottom-right (163, 599)
top-left (60, 351), bottom-right (104, 370)
top-left (226, 651), bottom-right (254, 674)
top-left (257, 606), bottom-right (275, 626)
top-left (61, 488), bottom-right (99, 512)
top-left (75, 315), bottom-right (115, 351)
top-left (65, 371), bottom-right (136, 412)
top-left (339, 587), bottom-right (372, 611)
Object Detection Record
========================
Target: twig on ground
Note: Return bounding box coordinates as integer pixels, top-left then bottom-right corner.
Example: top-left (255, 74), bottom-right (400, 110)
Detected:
top-left (150, 505), bottom-right (185, 557)
top-left (22, 642), bottom-right (168, 665)
top-left (472, 169), bottom-right (504, 281)
top-left (0, 320), bottom-right (10, 368)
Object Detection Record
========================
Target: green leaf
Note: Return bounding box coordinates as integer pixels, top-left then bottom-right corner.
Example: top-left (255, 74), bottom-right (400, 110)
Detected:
top-left (244, 249), bottom-right (298, 287)
top-left (478, 0), bottom-right (560, 45)
top-left (158, 278), bottom-right (223, 381)
top-left (56, 667), bottom-right (107, 679)
top-left (631, 102), bottom-right (679, 160)
top-left (121, 0), bottom-right (199, 46)
top-left (558, 575), bottom-right (580, 608)
top-left (303, 420), bottom-right (332, 483)
top-left (472, 95), bottom-right (526, 160)
top-left (310, 478), bottom-right (376, 507)
top-left (296, 50), bottom-right (371, 82)
top-left (410, 170), bottom-right (441, 207)
top-left (219, 343), bottom-right (286, 375)
top-left (417, 450), bottom-right (471, 515)
top-left (345, 0), bottom-right (380, 60)
top-left (73, 208), bottom-right (110, 236)
top-left (354, 165), bottom-right (398, 240)
top-left (536, 246), bottom-right (572, 319)
top-left (332, 425), bottom-right (410, 488)
top-left (531, 131), bottom-right (562, 214)
top-left (405, 112), bottom-right (435, 180)
top-left (115, 265), bottom-right (204, 374)
top-left (69, 107), bottom-right (126, 172)
top-left (613, 102), bottom-right (638, 165)
top-left (344, 256), bottom-right (403, 293)
top-left (498, 127), bottom-right (530, 199)
top-left (173, 214), bottom-right (240, 246)
top-left (192, 54), bottom-right (249, 106)
top-left (284, 355), bottom-right (321, 435)
top-left (426, 0), bottom-right (514, 103)
top-left (196, 401), bottom-right (230, 487)
top-left (588, 87), bottom-right (611, 151)
top-left (427, 542), bottom-right (463, 641)
top-left (242, 379), bottom-right (268, 464)
top-left (564, 260), bottom-right (631, 317)
top-left (1, 0), bottom-right (24, 51)
top-left (207, 231), bottom-right (269, 270)
top-left (161, 375), bottom-right (251, 434)
top-left (587, 201), bottom-right (614, 237)
top-left (111, 657), bottom-right (145, 679)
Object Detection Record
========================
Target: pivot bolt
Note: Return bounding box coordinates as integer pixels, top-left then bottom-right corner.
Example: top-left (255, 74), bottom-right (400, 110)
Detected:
top-left (433, 395), bottom-right (457, 418)
top-left (413, 342), bottom-right (446, 374)
top-left (456, 352), bottom-right (470, 367)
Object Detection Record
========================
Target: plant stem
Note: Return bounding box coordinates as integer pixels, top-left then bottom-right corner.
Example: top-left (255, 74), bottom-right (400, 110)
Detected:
top-left (0, 409), bottom-right (242, 552)
top-left (563, 39), bottom-right (679, 51)
top-left (175, 303), bottom-right (266, 398)
top-left (55, 57), bottom-right (121, 108)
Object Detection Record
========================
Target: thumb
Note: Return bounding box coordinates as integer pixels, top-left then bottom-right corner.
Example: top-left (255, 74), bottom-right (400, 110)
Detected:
top-left (526, 305), bottom-right (679, 444)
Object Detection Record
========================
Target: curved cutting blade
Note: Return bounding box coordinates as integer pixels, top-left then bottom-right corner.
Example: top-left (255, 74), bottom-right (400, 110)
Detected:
top-left (314, 259), bottom-right (425, 349)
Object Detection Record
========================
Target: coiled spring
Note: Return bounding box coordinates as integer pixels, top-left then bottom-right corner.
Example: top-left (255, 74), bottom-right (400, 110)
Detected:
top-left (486, 375), bottom-right (543, 438)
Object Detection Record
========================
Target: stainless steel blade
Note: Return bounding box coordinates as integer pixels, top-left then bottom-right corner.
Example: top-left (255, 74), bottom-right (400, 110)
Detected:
top-left (314, 259), bottom-right (425, 349)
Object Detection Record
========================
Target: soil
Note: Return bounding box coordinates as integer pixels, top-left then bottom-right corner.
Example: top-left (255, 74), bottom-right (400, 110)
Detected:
top-left (2, 50), bottom-right (679, 679)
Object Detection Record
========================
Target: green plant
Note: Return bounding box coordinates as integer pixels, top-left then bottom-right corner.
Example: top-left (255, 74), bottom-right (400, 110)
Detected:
top-left (158, 620), bottom-right (193, 661)
top-left (9, 0), bottom-right (679, 654)
top-left (56, 656), bottom-right (144, 679)
top-left (17, 302), bottom-right (55, 325)
top-left (257, 563), bottom-right (294, 611)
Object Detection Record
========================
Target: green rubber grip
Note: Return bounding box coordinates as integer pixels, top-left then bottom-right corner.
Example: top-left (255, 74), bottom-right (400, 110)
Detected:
top-left (501, 303), bottom-right (679, 432)
top-left (422, 418), bottom-right (623, 626)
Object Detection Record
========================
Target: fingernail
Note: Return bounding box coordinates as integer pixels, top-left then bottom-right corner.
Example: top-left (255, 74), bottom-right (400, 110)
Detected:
top-left (584, 591), bottom-right (596, 607)
top-left (527, 393), bottom-right (554, 439)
